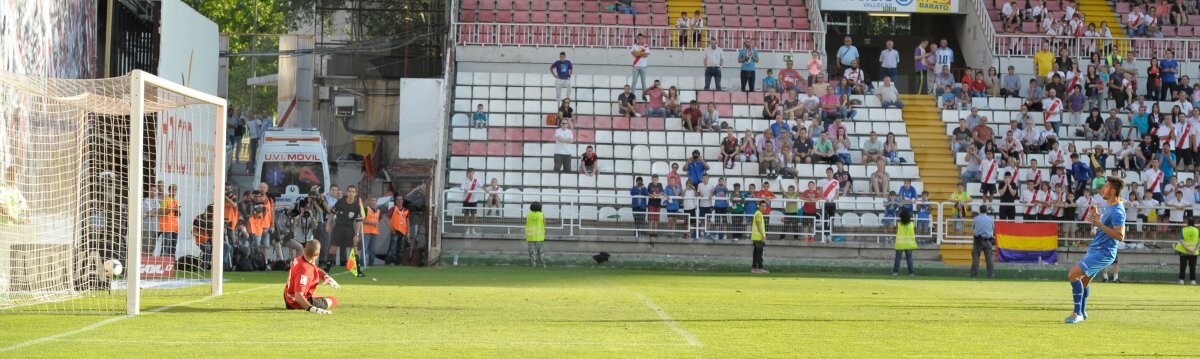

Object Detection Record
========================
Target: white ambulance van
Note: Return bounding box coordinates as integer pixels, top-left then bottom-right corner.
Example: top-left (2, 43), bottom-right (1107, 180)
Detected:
top-left (253, 128), bottom-right (331, 207)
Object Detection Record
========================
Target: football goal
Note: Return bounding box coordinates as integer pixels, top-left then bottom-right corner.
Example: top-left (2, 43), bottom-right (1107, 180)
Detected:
top-left (0, 70), bottom-right (227, 316)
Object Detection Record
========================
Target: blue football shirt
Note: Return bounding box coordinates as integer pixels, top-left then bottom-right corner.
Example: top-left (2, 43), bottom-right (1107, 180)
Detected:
top-left (1089, 201), bottom-right (1125, 256)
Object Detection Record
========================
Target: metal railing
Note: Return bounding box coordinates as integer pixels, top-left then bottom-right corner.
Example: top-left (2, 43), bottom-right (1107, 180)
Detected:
top-left (439, 189), bottom-right (944, 244)
top-left (454, 23), bottom-right (821, 52)
top-left (968, 0), bottom-right (996, 65)
top-left (440, 190), bottom-right (1191, 247)
top-left (994, 34), bottom-right (1200, 60)
top-left (806, 0), bottom-right (826, 53)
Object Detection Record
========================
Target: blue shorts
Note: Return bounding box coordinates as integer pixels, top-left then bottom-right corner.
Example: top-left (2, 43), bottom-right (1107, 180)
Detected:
top-left (1077, 250), bottom-right (1117, 278)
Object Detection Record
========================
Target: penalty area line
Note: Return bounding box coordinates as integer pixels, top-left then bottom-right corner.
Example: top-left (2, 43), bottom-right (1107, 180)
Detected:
top-left (0, 284), bottom-right (276, 353)
top-left (632, 292), bottom-right (702, 347)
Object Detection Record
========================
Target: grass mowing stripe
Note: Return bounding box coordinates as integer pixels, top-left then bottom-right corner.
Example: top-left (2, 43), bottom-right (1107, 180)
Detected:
top-left (0, 284), bottom-right (277, 353)
top-left (632, 292), bottom-right (702, 347)
top-left (49, 338), bottom-right (693, 347)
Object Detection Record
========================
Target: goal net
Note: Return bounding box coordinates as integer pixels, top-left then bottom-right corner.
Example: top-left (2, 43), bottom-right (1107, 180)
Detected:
top-left (0, 70), bottom-right (227, 315)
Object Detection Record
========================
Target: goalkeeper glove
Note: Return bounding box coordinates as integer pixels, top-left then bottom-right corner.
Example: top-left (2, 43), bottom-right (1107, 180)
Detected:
top-left (308, 306), bottom-right (332, 315)
top-left (324, 277), bottom-right (340, 289)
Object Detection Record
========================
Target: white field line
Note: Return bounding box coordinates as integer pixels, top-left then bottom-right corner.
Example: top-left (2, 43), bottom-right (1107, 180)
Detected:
top-left (0, 284), bottom-right (277, 353)
top-left (632, 292), bottom-right (702, 347)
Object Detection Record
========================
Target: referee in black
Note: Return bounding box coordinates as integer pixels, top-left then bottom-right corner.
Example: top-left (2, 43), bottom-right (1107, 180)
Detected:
top-left (971, 206), bottom-right (996, 279)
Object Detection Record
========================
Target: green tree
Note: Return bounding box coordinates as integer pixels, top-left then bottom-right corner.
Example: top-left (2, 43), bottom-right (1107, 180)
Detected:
top-left (183, 0), bottom-right (292, 115)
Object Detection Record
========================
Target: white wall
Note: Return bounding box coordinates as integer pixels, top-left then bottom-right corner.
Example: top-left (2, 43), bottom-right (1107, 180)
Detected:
top-left (397, 78), bottom-right (447, 159)
top-left (158, 0), bottom-right (219, 95)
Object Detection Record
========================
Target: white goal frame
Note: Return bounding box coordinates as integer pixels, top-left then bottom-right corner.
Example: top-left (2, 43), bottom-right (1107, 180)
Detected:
top-left (125, 70), bottom-right (228, 316)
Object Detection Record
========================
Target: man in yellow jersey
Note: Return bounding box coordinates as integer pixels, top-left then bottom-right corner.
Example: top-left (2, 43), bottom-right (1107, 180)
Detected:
top-left (751, 199), bottom-right (768, 273)
top-left (1177, 217), bottom-right (1198, 285)
top-left (1033, 40), bottom-right (1055, 85)
top-left (526, 202), bottom-right (546, 268)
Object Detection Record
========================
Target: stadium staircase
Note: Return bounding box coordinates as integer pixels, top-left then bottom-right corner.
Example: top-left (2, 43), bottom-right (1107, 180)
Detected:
top-left (899, 93), bottom-right (972, 265)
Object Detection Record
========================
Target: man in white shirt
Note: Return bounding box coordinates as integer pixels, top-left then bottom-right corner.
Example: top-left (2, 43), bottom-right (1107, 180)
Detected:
top-left (934, 38), bottom-right (954, 76)
top-left (1175, 114), bottom-right (1195, 171)
top-left (702, 41), bottom-right (724, 91)
top-left (843, 59), bottom-right (866, 94)
top-left (878, 40), bottom-right (899, 85)
top-left (1043, 88), bottom-right (1063, 135)
top-left (1045, 63), bottom-right (1066, 83)
top-left (1172, 92), bottom-right (1194, 114)
top-left (553, 119), bottom-right (575, 173)
top-left (630, 34), bottom-right (650, 98)
top-left (460, 168), bottom-right (483, 234)
top-left (1143, 158), bottom-right (1164, 202)
top-left (1127, 6), bottom-right (1145, 37)
top-left (817, 167), bottom-right (840, 238)
top-left (1168, 191), bottom-right (1188, 223)
top-left (876, 76), bottom-right (902, 109)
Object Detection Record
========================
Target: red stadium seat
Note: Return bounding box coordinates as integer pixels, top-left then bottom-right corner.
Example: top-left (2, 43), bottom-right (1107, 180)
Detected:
top-left (650, 3), bottom-right (667, 14)
top-left (731, 92), bottom-right (748, 104)
top-left (565, 1), bottom-right (581, 12)
top-left (531, 1), bottom-right (547, 11)
top-left (460, 11), bottom-right (477, 22)
top-left (715, 92), bottom-right (731, 103)
top-left (478, 11), bottom-right (494, 22)
top-left (496, 1), bottom-right (512, 10)
top-left (738, 5), bottom-right (755, 16)
top-left (630, 117), bottom-right (647, 130)
top-left (495, 11), bottom-right (513, 23)
top-left (450, 142), bottom-right (468, 156)
top-left (513, 1), bottom-right (529, 11)
top-left (708, 15), bottom-right (724, 27)
top-left (794, 18), bottom-right (809, 29)
top-left (462, 0), bottom-right (479, 10)
top-left (514, 12), bottom-right (530, 23)
top-left (721, 5), bottom-right (737, 15)
top-left (1164, 26), bottom-right (1178, 37)
top-left (601, 13), bottom-right (617, 25)
top-left (618, 14), bottom-right (634, 26)
top-left (634, 3), bottom-right (649, 13)
top-left (548, 12), bottom-right (564, 23)
top-left (486, 142), bottom-right (504, 156)
top-left (565, 12), bottom-right (581, 24)
top-left (1021, 22), bottom-right (1037, 33)
top-left (583, 2), bottom-right (599, 12)
top-left (756, 7), bottom-right (771, 17)
top-left (652, 15), bottom-right (667, 27)
top-left (548, 1), bottom-right (564, 11)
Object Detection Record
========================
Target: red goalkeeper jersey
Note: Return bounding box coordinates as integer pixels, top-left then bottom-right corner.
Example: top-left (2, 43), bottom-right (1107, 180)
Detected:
top-left (284, 255), bottom-right (326, 309)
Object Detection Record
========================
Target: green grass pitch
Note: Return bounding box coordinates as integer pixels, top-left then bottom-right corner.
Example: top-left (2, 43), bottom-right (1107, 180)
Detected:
top-left (1, 266), bottom-right (1194, 358)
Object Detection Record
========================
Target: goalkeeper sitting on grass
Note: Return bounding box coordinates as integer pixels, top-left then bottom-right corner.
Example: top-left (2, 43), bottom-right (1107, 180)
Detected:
top-left (285, 241), bottom-right (341, 314)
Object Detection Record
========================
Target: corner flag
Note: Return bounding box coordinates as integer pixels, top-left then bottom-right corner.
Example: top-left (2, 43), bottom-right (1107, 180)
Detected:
top-left (347, 248), bottom-right (359, 276)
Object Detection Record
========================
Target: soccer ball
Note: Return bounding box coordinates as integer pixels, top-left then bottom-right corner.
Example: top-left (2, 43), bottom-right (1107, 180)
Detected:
top-left (103, 259), bottom-right (124, 278)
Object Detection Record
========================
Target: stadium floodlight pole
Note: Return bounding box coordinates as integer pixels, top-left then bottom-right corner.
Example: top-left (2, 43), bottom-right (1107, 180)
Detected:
top-left (126, 71), bottom-right (146, 317)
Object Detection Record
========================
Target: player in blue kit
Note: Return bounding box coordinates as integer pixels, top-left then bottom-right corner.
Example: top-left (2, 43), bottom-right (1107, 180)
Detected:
top-left (1064, 177), bottom-right (1126, 324)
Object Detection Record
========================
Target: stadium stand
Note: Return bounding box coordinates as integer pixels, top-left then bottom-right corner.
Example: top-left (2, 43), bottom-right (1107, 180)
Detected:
top-left (446, 71), bottom-right (926, 224)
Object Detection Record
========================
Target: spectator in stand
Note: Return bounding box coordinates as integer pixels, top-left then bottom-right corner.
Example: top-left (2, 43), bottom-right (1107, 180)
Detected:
top-left (1086, 65), bottom-right (1104, 110)
top-left (998, 66), bottom-right (1017, 98)
top-left (834, 161), bottom-right (853, 196)
top-left (630, 34), bottom-right (650, 98)
top-left (686, 149), bottom-right (708, 186)
top-left (720, 129), bottom-right (739, 168)
top-left (985, 67), bottom-right (1000, 97)
top-left (807, 51), bottom-right (824, 87)
top-left (702, 40), bottom-right (723, 91)
top-left (471, 103), bottom-right (488, 129)
top-left (665, 86), bottom-right (681, 117)
top-left (870, 160), bottom-right (890, 195)
top-left (579, 145), bottom-right (599, 177)
top-left (681, 100), bottom-right (703, 132)
top-left (884, 132), bottom-right (901, 165)
top-left (1066, 86), bottom-right (1087, 130)
top-left (739, 129), bottom-right (759, 162)
top-left (760, 142), bottom-right (780, 177)
top-left (763, 69), bottom-right (779, 94)
top-left (820, 87), bottom-right (841, 122)
top-left (645, 80), bottom-right (666, 119)
top-left (914, 39), bottom-right (932, 95)
top-left (934, 67), bottom-right (956, 97)
top-left (971, 69), bottom-right (992, 98)
top-left (691, 10), bottom-right (705, 45)
top-left (738, 39), bottom-right (759, 92)
top-left (1169, 1), bottom-right (1187, 26)
top-left (618, 85), bottom-right (639, 118)
top-left (778, 59), bottom-right (803, 94)
top-left (1146, 7), bottom-right (1163, 37)
top-left (879, 40), bottom-right (899, 85)
top-left (940, 85), bottom-right (957, 110)
top-left (1118, 139), bottom-right (1145, 171)
top-left (1084, 108), bottom-right (1105, 140)
top-left (1002, 0), bottom-right (1020, 32)
top-left (1023, 79), bottom-right (1046, 111)
top-left (811, 74), bottom-right (830, 98)
top-left (557, 98), bottom-right (574, 122)
top-left (878, 77), bottom-right (903, 109)
top-left (553, 118), bottom-right (575, 173)
top-left (1033, 40), bottom-right (1055, 84)
top-left (814, 131), bottom-right (836, 164)
top-left (1104, 109), bottom-right (1125, 141)
top-left (630, 177), bottom-right (647, 237)
top-left (703, 102), bottom-right (720, 130)
top-left (951, 119), bottom-right (972, 153)
top-left (861, 131), bottom-right (884, 164)
top-left (1070, 153), bottom-right (1093, 196)
top-left (835, 36), bottom-right (859, 73)
top-left (612, 0), bottom-right (636, 14)
top-left (1111, 69), bottom-right (1132, 110)
top-left (675, 12), bottom-right (690, 48)
top-left (934, 38), bottom-right (954, 78)
top-left (972, 117), bottom-right (995, 150)
top-left (844, 60), bottom-right (868, 94)
top-left (782, 89), bottom-right (802, 122)
top-left (1162, 51), bottom-right (1182, 101)
top-left (1147, 56), bottom-right (1163, 101)
top-left (840, 94), bottom-right (859, 121)
top-left (1001, 130), bottom-right (1024, 164)
top-left (962, 145), bottom-right (982, 183)
top-left (550, 52), bottom-right (573, 102)
top-left (966, 107), bottom-right (983, 129)
top-left (647, 175), bottom-right (664, 237)
top-left (1044, 88), bottom-right (1064, 134)
top-left (794, 128), bottom-right (813, 164)
top-left (763, 87), bottom-right (780, 120)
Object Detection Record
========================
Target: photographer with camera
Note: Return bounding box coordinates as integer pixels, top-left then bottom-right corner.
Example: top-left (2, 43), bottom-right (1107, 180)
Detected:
top-left (245, 190), bottom-right (273, 267)
top-left (292, 187), bottom-right (331, 261)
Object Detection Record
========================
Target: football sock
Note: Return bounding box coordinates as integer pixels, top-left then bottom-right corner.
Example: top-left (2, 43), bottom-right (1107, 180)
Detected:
top-left (1070, 280), bottom-right (1084, 315)
top-left (1080, 286), bottom-right (1090, 316)
top-left (1112, 273), bottom-right (1119, 281)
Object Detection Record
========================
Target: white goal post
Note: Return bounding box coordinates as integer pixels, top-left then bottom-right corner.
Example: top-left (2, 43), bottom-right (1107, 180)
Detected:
top-left (0, 70), bottom-right (227, 316)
